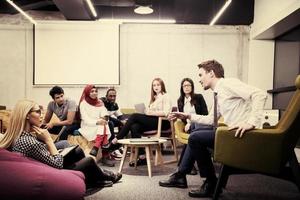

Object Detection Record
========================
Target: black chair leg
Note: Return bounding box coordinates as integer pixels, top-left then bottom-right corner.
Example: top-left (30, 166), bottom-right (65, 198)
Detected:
top-left (290, 150), bottom-right (300, 191)
top-left (213, 164), bottom-right (229, 200)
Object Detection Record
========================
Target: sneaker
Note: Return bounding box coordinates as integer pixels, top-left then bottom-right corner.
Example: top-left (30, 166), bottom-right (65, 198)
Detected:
top-left (118, 147), bottom-right (124, 154)
top-left (111, 149), bottom-right (123, 160)
top-left (129, 158), bottom-right (147, 167)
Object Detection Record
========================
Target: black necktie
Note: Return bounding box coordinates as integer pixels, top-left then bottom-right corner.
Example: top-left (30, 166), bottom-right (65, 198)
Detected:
top-left (213, 92), bottom-right (218, 130)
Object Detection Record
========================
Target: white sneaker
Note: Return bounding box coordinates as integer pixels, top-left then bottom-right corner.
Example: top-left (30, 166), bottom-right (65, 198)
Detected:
top-left (111, 149), bottom-right (123, 160)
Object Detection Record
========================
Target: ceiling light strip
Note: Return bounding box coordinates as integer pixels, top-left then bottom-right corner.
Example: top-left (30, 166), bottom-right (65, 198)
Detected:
top-left (85, 0), bottom-right (97, 17)
top-left (209, 0), bottom-right (232, 26)
top-left (6, 0), bottom-right (37, 25)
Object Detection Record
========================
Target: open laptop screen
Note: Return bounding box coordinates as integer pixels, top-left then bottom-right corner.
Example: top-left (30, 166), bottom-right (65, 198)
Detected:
top-left (134, 103), bottom-right (146, 114)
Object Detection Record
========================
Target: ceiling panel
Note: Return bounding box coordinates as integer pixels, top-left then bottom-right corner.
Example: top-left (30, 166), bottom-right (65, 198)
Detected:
top-left (0, 0), bottom-right (254, 25)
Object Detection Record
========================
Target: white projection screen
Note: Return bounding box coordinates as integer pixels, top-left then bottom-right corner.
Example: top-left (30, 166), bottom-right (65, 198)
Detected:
top-left (34, 21), bottom-right (120, 85)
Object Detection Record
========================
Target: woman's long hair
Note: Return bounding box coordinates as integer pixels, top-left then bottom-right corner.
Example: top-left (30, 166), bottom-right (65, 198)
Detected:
top-left (178, 78), bottom-right (196, 109)
top-left (0, 100), bottom-right (35, 149)
top-left (150, 78), bottom-right (167, 104)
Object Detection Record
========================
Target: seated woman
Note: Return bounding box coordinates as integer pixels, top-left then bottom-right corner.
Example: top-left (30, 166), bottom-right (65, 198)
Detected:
top-left (78, 84), bottom-right (115, 167)
top-left (0, 99), bottom-right (122, 191)
top-left (177, 78), bottom-right (208, 174)
top-left (112, 77), bottom-right (172, 166)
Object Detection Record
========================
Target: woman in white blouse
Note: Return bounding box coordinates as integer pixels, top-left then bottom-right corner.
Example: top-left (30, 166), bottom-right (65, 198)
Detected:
top-left (78, 85), bottom-right (114, 167)
top-left (177, 78), bottom-right (208, 175)
top-left (112, 78), bottom-right (172, 166)
top-left (177, 78), bottom-right (208, 132)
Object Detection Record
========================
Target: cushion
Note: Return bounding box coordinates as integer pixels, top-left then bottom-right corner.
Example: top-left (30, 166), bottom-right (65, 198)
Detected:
top-left (0, 148), bottom-right (85, 200)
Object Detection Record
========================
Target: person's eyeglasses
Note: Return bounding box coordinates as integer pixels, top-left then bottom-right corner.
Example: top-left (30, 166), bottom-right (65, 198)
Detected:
top-left (30, 109), bottom-right (41, 115)
top-left (108, 95), bottom-right (116, 97)
top-left (183, 84), bottom-right (192, 87)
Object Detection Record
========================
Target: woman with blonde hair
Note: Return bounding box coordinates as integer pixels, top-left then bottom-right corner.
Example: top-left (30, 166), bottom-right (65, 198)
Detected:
top-left (112, 78), bottom-right (172, 166)
top-left (0, 99), bottom-right (122, 190)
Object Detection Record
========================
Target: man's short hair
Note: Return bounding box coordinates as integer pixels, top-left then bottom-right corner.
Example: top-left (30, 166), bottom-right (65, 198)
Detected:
top-left (49, 86), bottom-right (64, 99)
top-left (106, 88), bottom-right (116, 97)
top-left (198, 59), bottom-right (225, 78)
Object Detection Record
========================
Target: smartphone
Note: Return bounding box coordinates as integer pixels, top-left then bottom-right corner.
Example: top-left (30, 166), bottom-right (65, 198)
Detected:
top-left (103, 115), bottom-right (109, 121)
top-left (172, 107), bottom-right (178, 112)
top-left (40, 124), bottom-right (47, 129)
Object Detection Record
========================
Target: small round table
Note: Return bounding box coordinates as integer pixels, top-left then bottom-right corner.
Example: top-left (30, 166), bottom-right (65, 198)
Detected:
top-left (117, 138), bottom-right (167, 178)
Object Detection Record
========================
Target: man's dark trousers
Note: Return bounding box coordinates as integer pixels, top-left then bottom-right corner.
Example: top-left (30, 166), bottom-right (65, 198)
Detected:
top-left (178, 124), bottom-right (216, 179)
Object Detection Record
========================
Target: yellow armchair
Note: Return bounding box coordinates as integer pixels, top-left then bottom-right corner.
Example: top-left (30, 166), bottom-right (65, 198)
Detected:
top-left (174, 120), bottom-right (189, 144)
top-left (174, 118), bottom-right (226, 145)
top-left (213, 75), bottom-right (300, 199)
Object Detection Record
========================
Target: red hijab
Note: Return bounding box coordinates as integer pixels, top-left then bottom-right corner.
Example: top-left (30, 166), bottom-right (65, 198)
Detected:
top-left (79, 84), bottom-right (103, 107)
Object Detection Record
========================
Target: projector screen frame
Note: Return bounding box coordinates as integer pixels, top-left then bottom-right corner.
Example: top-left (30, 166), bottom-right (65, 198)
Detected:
top-left (33, 21), bottom-right (121, 87)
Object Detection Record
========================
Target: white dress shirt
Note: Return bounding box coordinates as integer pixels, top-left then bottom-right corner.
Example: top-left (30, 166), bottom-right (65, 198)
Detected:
top-left (147, 93), bottom-right (172, 116)
top-left (184, 96), bottom-right (196, 124)
top-left (190, 78), bottom-right (267, 128)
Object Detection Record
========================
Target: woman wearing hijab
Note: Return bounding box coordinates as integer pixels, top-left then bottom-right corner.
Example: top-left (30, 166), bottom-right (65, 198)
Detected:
top-left (78, 84), bottom-right (115, 167)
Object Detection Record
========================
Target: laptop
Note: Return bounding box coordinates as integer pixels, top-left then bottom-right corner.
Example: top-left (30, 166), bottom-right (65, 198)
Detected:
top-left (53, 126), bottom-right (67, 143)
top-left (134, 103), bottom-right (146, 114)
top-left (58, 145), bottom-right (79, 157)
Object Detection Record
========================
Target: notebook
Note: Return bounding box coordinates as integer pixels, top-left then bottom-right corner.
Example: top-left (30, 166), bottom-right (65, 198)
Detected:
top-left (59, 145), bottom-right (78, 157)
top-left (134, 103), bottom-right (146, 114)
top-left (129, 137), bottom-right (159, 143)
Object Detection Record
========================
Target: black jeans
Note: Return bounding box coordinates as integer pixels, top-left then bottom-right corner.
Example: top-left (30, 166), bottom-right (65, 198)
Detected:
top-left (116, 113), bottom-right (170, 139)
top-left (178, 125), bottom-right (216, 179)
top-left (62, 146), bottom-right (107, 186)
top-left (48, 123), bottom-right (80, 140)
top-left (109, 117), bottom-right (123, 129)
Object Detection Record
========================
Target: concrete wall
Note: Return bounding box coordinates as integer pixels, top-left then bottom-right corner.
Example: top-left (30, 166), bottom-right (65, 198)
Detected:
top-left (247, 0), bottom-right (300, 109)
top-left (0, 15), bottom-right (249, 111)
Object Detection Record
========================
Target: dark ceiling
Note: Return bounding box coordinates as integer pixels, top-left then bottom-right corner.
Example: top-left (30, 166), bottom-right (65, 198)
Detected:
top-left (0, 0), bottom-right (255, 25)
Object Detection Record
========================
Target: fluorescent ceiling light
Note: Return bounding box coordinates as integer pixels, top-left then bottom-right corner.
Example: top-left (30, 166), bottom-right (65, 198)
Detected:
top-left (6, 0), bottom-right (37, 25)
top-left (98, 19), bottom-right (176, 24)
top-left (134, 6), bottom-right (153, 15)
top-left (85, 0), bottom-right (97, 17)
top-left (209, 0), bottom-right (232, 26)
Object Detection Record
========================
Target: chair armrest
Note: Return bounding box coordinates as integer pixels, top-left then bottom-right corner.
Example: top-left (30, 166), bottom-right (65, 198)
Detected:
top-left (120, 108), bottom-right (135, 114)
top-left (217, 122), bottom-right (227, 127)
top-left (174, 120), bottom-right (189, 144)
top-left (214, 126), bottom-right (284, 174)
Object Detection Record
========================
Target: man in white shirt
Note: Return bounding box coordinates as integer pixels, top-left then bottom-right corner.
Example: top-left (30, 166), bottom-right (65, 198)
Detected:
top-left (159, 60), bottom-right (267, 198)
